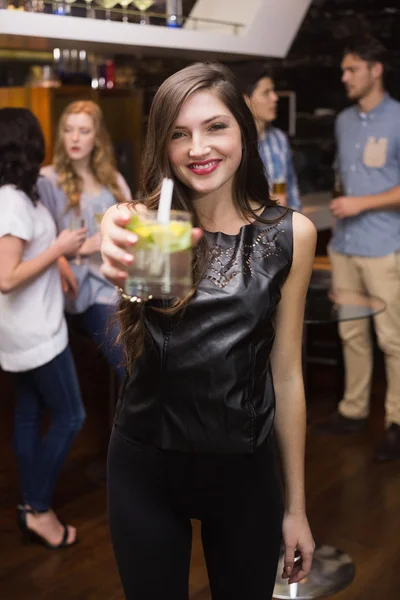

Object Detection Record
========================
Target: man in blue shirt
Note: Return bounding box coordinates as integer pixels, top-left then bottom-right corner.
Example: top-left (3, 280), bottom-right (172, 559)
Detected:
top-left (239, 67), bottom-right (301, 211)
top-left (315, 37), bottom-right (400, 461)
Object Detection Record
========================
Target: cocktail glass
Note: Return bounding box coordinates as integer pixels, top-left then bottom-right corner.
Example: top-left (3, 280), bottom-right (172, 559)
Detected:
top-left (125, 209), bottom-right (192, 300)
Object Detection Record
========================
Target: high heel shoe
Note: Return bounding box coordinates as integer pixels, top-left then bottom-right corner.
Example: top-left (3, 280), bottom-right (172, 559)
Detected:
top-left (16, 505), bottom-right (77, 549)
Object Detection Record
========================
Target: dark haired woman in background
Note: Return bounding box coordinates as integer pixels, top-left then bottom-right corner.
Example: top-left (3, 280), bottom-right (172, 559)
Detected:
top-left (0, 108), bottom-right (87, 548)
top-left (101, 63), bottom-right (316, 599)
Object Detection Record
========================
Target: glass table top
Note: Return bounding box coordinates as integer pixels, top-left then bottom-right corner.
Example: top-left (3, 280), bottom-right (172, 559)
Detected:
top-left (305, 272), bottom-right (386, 325)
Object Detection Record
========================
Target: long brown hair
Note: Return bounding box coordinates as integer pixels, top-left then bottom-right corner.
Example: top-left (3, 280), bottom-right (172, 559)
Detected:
top-left (117, 62), bottom-right (278, 370)
top-left (53, 100), bottom-right (126, 210)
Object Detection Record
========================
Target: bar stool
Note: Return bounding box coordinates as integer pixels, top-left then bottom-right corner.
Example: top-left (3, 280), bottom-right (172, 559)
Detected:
top-left (304, 255), bottom-right (343, 395)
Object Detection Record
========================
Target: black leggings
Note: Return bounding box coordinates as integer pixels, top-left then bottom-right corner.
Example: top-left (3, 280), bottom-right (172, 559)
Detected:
top-left (107, 427), bottom-right (283, 600)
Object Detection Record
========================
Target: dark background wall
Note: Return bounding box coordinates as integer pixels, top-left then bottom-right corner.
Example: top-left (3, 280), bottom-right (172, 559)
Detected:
top-left (272, 0), bottom-right (400, 109)
top-left (232, 0), bottom-right (400, 193)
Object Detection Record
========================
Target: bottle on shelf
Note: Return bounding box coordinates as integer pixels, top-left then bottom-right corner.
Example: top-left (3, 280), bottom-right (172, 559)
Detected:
top-left (88, 53), bottom-right (99, 89)
top-left (166, 0), bottom-right (182, 28)
top-left (105, 59), bottom-right (116, 89)
top-left (97, 56), bottom-right (107, 89)
top-left (53, 47), bottom-right (92, 86)
top-left (52, 0), bottom-right (66, 14)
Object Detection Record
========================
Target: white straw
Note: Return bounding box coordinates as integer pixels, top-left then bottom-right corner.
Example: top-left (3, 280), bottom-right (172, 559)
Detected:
top-left (157, 177), bottom-right (174, 223)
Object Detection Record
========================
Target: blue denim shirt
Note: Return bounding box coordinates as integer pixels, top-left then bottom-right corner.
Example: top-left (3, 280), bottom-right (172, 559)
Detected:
top-left (330, 94), bottom-right (400, 257)
top-left (258, 126), bottom-right (301, 211)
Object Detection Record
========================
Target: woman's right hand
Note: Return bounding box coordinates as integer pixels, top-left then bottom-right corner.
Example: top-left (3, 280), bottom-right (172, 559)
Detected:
top-left (100, 203), bottom-right (203, 288)
top-left (55, 228), bottom-right (87, 257)
top-left (100, 203), bottom-right (145, 287)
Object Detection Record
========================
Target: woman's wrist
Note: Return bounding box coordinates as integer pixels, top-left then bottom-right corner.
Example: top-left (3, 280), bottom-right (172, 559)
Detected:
top-left (285, 507), bottom-right (306, 516)
top-left (77, 240), bottom-right (88, 257)
top-left (285, 493), bottom-right (306, 515)
top-left (52, 240), bottom-right (65, 261)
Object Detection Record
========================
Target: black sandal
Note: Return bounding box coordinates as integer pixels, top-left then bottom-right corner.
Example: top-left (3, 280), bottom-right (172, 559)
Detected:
top-left (16, 505), bottom-right (78, 549)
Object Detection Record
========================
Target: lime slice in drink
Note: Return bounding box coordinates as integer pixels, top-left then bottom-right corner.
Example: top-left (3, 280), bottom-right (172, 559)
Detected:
top-left (152, 222), bottom-right (191, 253)
top-left (126, 215), bottom-right (156, 249)
top-left (127, 215), bottom-right (191, 253)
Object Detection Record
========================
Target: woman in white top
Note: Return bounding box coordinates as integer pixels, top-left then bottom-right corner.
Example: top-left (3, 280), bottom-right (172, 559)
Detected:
top-left (0, 108), bottom-right (87, 549)
top-left (40, 100), bottom-right (132, 380)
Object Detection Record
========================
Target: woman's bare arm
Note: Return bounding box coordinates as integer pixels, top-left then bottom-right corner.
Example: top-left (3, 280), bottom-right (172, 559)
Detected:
top-left (270, 211), bottom-right (317, 583)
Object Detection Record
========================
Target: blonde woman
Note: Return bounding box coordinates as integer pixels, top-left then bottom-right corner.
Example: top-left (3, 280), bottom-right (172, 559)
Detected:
top-left (40, 101), bottom-right (131, 379)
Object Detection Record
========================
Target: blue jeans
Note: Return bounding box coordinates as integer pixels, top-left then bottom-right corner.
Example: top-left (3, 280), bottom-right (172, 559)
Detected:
top-left (13, 346), bottom-right (86, 512)
top-left (79, 303), bottom-right (125, 381)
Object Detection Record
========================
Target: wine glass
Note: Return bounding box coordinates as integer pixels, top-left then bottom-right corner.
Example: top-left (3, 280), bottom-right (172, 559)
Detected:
top-left (95, 0), bottom-right (118, 20)
top-left (84, 0), bottom-right (95, 18)
top-left (64, 0), bottom-right (76, 14)
top-left (119, 0), bottom-right (132, 22)
top-left (24, 0), bottom-right (45, 11)
top-left (131, 0), bottom-right (154, 24)
top-left (93, 211), bottom-right (105, 233)
top-left (69, 208), bottom-right (86, 266)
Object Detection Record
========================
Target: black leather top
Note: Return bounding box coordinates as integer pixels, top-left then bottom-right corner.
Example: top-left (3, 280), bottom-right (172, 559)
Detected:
top-left (115, 205), bottom-right (294, 453)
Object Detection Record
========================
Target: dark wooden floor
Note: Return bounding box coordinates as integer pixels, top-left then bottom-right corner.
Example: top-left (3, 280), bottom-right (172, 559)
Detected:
top-left (0, 330), bottom-right (398, 600)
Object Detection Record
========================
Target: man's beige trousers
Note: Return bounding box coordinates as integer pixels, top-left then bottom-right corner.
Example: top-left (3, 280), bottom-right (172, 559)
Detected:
top-left (329, 249), bottom-right (400, 426)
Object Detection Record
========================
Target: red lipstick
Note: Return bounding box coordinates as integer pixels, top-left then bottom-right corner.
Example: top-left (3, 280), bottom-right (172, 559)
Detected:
top-left (187, 159), bottom-right (222, 176)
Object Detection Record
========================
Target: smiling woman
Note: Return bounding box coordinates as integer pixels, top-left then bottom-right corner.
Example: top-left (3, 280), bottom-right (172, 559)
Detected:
top-left (168, 92), bottom-right (242, 196)
top-left (101, 62), bottom-right (316, 600)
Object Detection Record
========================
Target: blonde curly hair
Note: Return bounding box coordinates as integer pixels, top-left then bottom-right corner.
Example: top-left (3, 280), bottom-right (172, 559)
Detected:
top-left (53, 100), bottom-right (126, 210)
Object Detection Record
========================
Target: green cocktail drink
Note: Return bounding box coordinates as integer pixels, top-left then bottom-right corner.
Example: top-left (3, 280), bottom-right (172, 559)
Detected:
top-left (125, 210), bottom-right (192, 300)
